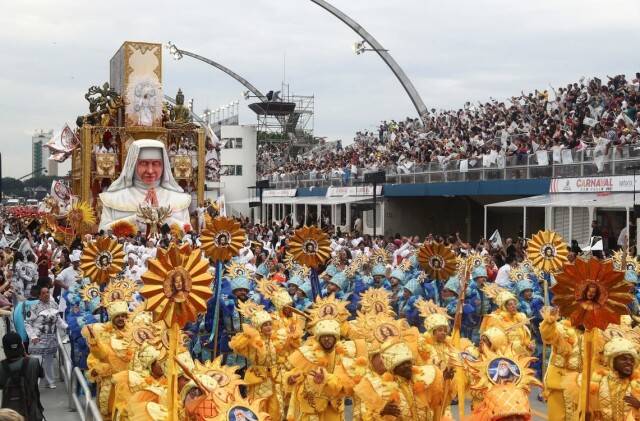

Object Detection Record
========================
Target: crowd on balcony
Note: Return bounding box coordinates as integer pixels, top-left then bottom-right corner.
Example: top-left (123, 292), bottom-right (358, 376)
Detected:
top-left (259, 73), bottom-right (640, 182)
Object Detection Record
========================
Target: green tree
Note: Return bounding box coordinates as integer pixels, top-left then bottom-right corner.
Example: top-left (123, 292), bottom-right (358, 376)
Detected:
top-left (1, 178), bottom-right (25, 197)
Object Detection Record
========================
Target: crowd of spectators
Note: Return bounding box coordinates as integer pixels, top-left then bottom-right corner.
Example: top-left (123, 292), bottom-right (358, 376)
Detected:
top-left (259, 73), bottom-right (640, 182)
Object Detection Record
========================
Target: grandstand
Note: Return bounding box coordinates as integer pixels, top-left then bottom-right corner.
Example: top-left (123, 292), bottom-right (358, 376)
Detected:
top-left (260, 73), bottom-right (640, 187)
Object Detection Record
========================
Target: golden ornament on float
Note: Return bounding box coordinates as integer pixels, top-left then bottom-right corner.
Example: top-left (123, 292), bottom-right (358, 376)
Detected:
top-left (417, 242), bottom-right (458, 281)
top-left (200, 216), bottom-right (246, 262)
top-left (526, 230), bottom-right (569, 273)
top-left (552, 257), bottom-right (632, 330)
top-left (612, 250), bottom-right (640, 273)
top-left (288, 226), bottom-right (331, 269)
top-left (80, 236), bottom-right (125, 285)
top-left (140, 244), bottom-right (213, 327)
top-left (67, 200), bottom-right (97, 235)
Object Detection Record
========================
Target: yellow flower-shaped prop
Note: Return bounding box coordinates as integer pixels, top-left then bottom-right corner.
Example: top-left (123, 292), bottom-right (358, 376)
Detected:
top-left (526, 230), bottom-right (569, 273)
top-left (370, 248), bottom-right (391, 266)
top-left (612, 250), bottom-right (640, 273)
top-left (225, 261), bottom-right (252, 279)
top-left (80, 236), bottom-right (125, 285)
top-left (288, 226), bottom-right (331, 269)
top-left (140, 244), bottom-right (213, 327)
top-left (102, 280), bottom-right (135, 306)
top-left (509, 267), bottom-right (527, 283)
top-left (200, 216), bottom-right (246, 262)
top-left (67, 200), bottom-right (96, 235)
top-left (552, 257), bottom-right (632, 330)
top-left (417, 242), bottom-right (458, 281)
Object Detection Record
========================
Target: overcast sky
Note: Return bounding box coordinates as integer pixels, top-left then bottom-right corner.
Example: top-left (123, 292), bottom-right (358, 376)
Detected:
top-left (0, 0), bottom-right (638, 177)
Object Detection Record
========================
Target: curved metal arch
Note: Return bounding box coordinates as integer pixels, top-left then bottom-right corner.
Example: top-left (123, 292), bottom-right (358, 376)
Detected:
top-left (174, 48), bottom-right (268, 103)
top-left (310, 0), bottom-right (427, 117)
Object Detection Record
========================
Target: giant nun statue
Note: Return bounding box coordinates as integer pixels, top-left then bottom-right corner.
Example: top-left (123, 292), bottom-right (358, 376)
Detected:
top-left (98, 139), bottom-right (191, 232)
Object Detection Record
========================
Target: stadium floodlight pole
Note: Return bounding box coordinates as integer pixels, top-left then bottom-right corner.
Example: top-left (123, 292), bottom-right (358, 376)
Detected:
top-left (309, 0), bottom-right (428, 118)
top-left (167, 42), bottom-right (268, 103)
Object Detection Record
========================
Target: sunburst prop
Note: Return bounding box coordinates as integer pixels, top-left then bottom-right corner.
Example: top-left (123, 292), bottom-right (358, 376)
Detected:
top-left (464, 347), bottom-right (541, 393)
top-left (370, 248), bottom-right (391, 266)
top-left (67, 200), bottom-right (96, 235)
top-left (79, 282), bottom-right (101, 302)
top-left (612, 250), bottom-right (640, 273)
top-left (288, 226), bottom-right (331, 269)
top-left (552, 257), bottom-right (632, 330)
top-left (526, 230), bottom-right (569, 273)
top-left (80, 236), bottom-right (125, 285)
top-left (356, 316), bottom-right (406, 347)
top-left (468, 252), bottom-right (488, 271)
top-left (358, 288), bottom-right (395, 318)
top-left (417, 242), bottom-right (458, 281)
top-left (140, 244), bottom-right (214, 327)
top-left (308, 294), bottom-right (350, 325)
top-left (398, 257), bottom-right (413, 272)
top-left (225, 261), bottom-right (251, 279)
top-left (200, 216), bottom-right (246, 262)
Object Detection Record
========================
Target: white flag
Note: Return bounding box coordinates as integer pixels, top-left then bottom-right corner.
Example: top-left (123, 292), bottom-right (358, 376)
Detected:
top-left (489, 229), bottom-right (503, 248)
top-left (216, 195), bottom-right (227, 217)
top-left (459, 159), bottom-right (469, 173)
top-left (46, 124), bottom-right (79, 153)
top-left (536, 150), bottom-right (549, 166)
top-left (561, 149), bottom-right (574, 164)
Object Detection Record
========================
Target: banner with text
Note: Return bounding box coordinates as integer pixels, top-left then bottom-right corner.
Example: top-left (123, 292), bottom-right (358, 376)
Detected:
top-left (549, 176), bottom-right (640, 193)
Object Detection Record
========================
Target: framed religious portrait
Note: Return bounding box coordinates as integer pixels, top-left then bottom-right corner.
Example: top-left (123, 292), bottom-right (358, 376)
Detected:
top-left (487, 357), bottom-right (522, 385)
top-left (96, 153), bottom-right (117, 178)
top-left (172, 155), bottom-right (192, 179)
top-left (226, 406), bottom-right (259, 421)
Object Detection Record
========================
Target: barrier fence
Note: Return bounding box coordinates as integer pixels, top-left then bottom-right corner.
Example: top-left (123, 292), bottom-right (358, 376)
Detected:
top-left (56, 330), bottom-right (102, 421)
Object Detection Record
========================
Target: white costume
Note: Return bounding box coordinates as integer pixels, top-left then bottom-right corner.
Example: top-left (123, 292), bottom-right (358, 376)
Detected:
top-left (99, 139), bottom-right (191, 231)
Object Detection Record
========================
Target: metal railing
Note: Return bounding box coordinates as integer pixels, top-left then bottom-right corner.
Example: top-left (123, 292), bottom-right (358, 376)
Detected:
top-left (57, 330), bottom-right (103, 421)
top-left (266, 144), bottom-right (640, 189)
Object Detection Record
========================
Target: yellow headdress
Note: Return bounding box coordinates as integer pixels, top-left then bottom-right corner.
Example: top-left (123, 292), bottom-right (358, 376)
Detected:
top-left (130, 342), bottom-right (163, 375)
top-left (612, 250), bottom-right (640, 273)
top-left (237, 300), bottom-right (271, 328)
top-left (308, 294), bottom-right (350, 324)
top-left (480, 327), bottom-right (508, 353)
top-left (604, 337), bottom-right (639, 369)
top-left (370, 248), bottom-right (391, 266)
top-left (483, 283), bottom-right (517, 310)
top-left (193, 356), bottom-right (243, 391)
top-left (380, 340), bottom-right (414, 371)
top-left (256, 278), bottom-right (292, 310)
top-left (101, 279), bottom-right (136, 307)
top-left (79, 282), bottom-right (101, 303)
top-left (416, 298), bottom-right (451, 333)
top-left (358, 288), bottom-right (395, 318)
top-left (354, 316), bottom-right (406, 355)
top-left (106, 301), bottom-right (129, 319)
top-left (313, 319), bottom-right (341, 338)
top-left (225, 261), bottom-right (252, 279)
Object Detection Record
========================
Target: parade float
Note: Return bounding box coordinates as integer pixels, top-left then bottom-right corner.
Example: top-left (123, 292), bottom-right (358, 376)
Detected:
top-left (50, 42), bottom-right (211, 218)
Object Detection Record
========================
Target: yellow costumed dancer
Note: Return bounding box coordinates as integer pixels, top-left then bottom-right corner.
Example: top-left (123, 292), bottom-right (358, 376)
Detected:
top-left (109, 342), bottom-right (166, 420)
top-left (539, 306), bottom-right (583, 421)
top-left (284, 295), bottom-right (354, 421)
top-left (83, 298), bottom-right (135, 417)
top-left (229, 300), bottom-right (284, 420)
top-left (588, 337), bottom-right (640, 421)
top-left (480, 284), bottom-right (533, 357)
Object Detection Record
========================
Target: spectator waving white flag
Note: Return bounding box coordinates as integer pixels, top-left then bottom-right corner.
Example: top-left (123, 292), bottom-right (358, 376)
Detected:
top-left (536, 150), bottom-right (549, 166)
top-left (459, 159), bottom-right (469, 173)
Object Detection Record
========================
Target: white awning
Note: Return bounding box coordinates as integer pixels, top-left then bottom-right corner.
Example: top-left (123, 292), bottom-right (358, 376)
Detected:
top-left (261, 196), bottom-right (374, 205)
top-left (486, 193), bottom-right (635, 209)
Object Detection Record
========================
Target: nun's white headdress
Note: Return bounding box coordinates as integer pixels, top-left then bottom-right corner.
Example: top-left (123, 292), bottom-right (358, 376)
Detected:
top-left (107, 139), bottom-right (184, 193)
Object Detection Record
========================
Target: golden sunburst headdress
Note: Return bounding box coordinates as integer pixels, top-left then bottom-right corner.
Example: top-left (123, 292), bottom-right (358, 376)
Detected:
top-left (509, 267), bottom-right (528, 283)
top-left (612, 250), bottom-right (640, 273)
top-left (370, 248), bottom-right (391, 266)
top-left (225, 261), bottom-right (252, 279)
top-left (192, 356), bottom-right (244, 402)
top-left (552, 257), bottom-right (632, 330)
top-left (416, 298), bottom-right (452, 332)
top-left (237, 300), bottom-right (272, 328)
top-left (140, 244), bottom-right (214, 327)
top-left (358, 287), bottom-right (395, 318)
top-left (79, 282), bottom-right (101, 303)
top-left (200, 216), bottom-right (246, 262)
top-left (465, 347), bottom-right (541, 394)
top-left (417, 242), bottom-right (458, 281)
top-left (526, 230), bottom-right (569, 273)
top-left (308, 294), bottom-right (350, 326)
top-left (101, 280), bottom-right (135, 307)
top-left (289, 264), bottom-right (310, 279)
top-left (256, 277), bottom-right (293, 310)
top-left (483, 283), bottom-right (517, 309)
top-left (355, 316), bottom-right (406, 352)
top-left (288, 226), bottom-right (331, 269)
top-left (80, 236), bottom-right (125, 285)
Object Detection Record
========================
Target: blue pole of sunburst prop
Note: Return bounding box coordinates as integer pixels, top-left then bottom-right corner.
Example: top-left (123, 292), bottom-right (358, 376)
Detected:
top-left (310, 267), bottom-right (322, 300)
top-left (208, 260), bottom-right (223, 359)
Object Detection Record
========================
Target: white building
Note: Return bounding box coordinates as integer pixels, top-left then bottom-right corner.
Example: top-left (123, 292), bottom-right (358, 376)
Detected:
top-left (32, 130), bottom-right (57, 176)
top-left (217, 125), bottom-right (257, 218)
